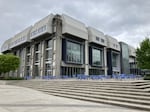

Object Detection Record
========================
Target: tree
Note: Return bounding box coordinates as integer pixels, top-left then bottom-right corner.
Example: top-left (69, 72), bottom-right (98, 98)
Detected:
top-left (0, 53), bottom-right (20, 76)
top-left (136, 38), bottom-right (150, 69)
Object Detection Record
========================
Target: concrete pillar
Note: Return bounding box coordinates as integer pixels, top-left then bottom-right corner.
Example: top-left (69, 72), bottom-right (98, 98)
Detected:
top-left (55, 36), bottom-right (62, 77)
top-left (53, 15), bottom-right (62, 77)
top-left (85, 40), bottom-right (89, 75)
top-left (17, 50), bottom-right (20, 77)
top-left (104, 47), bottom-right (107, 75)
top-left (21, 47), bottom-right (26, 77)
top-left (40, 40), bottom-right (45, 77)
top-left (30, 44), bottom-right (35, 77)
top-left (52, 39), bottom-right (56, 76)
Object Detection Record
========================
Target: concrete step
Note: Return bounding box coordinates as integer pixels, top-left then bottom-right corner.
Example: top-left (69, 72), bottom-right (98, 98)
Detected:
top-left (35, 86), bottom-right (150, 101)
top-left (18, 80), bottom-right (147, 87)
top-left (9, 80), bottom-right (150, 111)
top-left (12, 81), bottom-right (150, 93)
top-left (18, 83), bottom-right (150, 105)
top-left (9, 80), bottom-right (140, 85)
top-left (16, 83), bottom-right (150, 98)
top-left (43, 90), bottom-right (150, 111)
top-left (14, 80), bottom-right (150, 89)
top-left (136, 85), bottom-right (150, 89)
top-left (29, 83), bottom-right (148, 92)
top-left (35, 88), bottom-right (150, 105)
top-left (10, 80), bottom-right (150, 90)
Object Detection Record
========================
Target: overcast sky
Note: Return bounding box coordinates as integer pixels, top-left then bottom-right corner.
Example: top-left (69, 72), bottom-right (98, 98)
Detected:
top-left (0, 0), bottom-right (150, 50)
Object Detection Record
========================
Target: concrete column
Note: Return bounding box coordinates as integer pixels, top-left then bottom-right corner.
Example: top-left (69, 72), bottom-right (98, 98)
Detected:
top-left (104, 47), bottom-right (107, 75)
top-left (17, 50), bottom-right (20, 77)
top-left (21, 48), bottom-right (26, 77)
top-left (55, 36), bottom-right (62, 77)
top-left (85, 40), bottom-right (89, 75)
top-left (52, 39), bottom-right (56, 76)
top-left (40, 40), bottom-right (45, 77)
top-left (23, 47), bottom-right (27, 77)
top-left (53, 15), bottom-right (62, 77)
top-left (30, 44), bottom-right (35, 77)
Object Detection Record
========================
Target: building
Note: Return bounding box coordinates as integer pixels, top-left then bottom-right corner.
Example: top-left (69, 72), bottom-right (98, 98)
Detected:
top-left (1, 14), bottom-right (138, 78)
top-left (119, 42), bottom-right (130, 74)
top-left (128, 45), bottom-right (140, 75)
top-left (106, 35), bottom-right (120, 75)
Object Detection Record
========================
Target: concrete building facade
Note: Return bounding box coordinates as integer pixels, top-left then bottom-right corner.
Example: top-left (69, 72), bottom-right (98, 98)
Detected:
top-left (1, 14), bottom-right (138, 77)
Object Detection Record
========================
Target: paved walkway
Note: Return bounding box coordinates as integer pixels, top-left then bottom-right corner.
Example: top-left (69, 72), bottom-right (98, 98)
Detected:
top-left (0, 85), bottom-right (147, 112)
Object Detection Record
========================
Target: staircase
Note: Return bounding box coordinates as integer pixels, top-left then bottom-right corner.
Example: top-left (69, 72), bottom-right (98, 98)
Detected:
top-left (7, 79), bottom-right (150, 111)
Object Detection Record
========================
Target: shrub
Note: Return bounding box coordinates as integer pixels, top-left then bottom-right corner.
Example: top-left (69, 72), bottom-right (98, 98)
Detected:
top-left (144, 74), bottom-right (150, 80)
top-left (0, 77), bottom-right (24, 80)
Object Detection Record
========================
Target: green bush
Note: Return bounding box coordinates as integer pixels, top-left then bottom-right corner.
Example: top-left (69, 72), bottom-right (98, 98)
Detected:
top-left (0, 77), bottom-right (24, 80)
top-left (144, 74), bottom-right (150, 80)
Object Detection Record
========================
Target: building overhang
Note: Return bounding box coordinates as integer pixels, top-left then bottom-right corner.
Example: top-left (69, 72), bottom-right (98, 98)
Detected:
top-left (9, 26), bottom-right (32, 49)
top-left (105, 35), bottom-right (120, 51)
top-left (61, 14), bottom-right (88, 40)
top-left (1, 38), bottom-right (12, 52)
top-left (128, 45), bottom-right (136, 57)
top-left (87, 27), bottom-right (107, 47)
top-left (30, 14), bottom-right (54, 40)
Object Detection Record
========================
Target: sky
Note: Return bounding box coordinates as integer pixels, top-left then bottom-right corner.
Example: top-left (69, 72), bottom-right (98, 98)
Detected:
top-left (0, 0), bottom-right (150, 50)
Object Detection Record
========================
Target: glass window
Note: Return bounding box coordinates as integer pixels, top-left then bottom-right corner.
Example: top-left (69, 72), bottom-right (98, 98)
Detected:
top-left (35, 43), bottom-right (40, 51)
top-left (26, 47), bottom-right (30, 54)
top-left (66, 41), bottom-right (82, 64)
top-left (112, 53), bottom-right (117, 67)
top-left (35, 53), bottom-right (40, 61)
top-left (101, 39), bottom-right (105, 43)
top-left (96, 37), bottom-right (100, 41)
top-left (35, 65), bottom-right (40, 76)
top-left (46, 39), bottom-right (52, 48)
top-left (46, 50), bottom-right (52, 59)
top-left (45, 39), bottom-right (53, 60)
top-left (45, 63), bottom-right (52, 76)
top-left (43, 25), bottom-right (47, 31)
top-left (26, 55), bottom-right (30, 62)
top-left (121, 43), bottom-right (130, 74)
top-left (92, 48), bottom-right (103, 66)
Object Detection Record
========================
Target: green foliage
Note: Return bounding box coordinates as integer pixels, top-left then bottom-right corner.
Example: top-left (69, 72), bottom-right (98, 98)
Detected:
top-left (144, 74), bottom-right (150, 80)
top-left (0, 53), bottom-right (20, 74)
top-left (136, 38), bottom-right (150, 69)
top-left (0, 77), bottom-right (24, 80)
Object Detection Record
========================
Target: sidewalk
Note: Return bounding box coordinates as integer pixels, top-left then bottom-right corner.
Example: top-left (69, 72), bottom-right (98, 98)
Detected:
top-left (0, 85), bottom-right (147, 112)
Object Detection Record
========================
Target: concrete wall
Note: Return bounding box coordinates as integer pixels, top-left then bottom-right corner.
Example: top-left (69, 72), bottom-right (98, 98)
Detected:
top-left (30, 14), bottom-right (54, 40)
top-left (105, 35), bottom-right (120, 51)
top-left (87, 27), bottom-right (107, 47)
top-left (62, 14), bottom-right (88, 40)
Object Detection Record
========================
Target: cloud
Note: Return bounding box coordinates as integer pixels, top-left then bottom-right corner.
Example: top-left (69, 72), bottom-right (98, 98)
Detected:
top-left (0, 0), bottom-right (150, 49)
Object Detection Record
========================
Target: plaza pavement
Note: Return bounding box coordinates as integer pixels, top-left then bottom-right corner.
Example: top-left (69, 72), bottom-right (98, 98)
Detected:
top-left (0, 84), bottom-right (148, 112)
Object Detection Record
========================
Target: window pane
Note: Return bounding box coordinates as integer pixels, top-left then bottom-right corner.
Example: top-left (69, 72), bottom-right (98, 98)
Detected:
top-left (35, 43), bottom-right (40, 51)
top-left (112, 53), bottom-right (118, 67)
top-left (66, 41), bottom-right (82, 63)
top-left (35, 65), bottom-right (40, 76)
top-left (45, 63), bottom-right (52, 76)
top-left (46, 39), bottom-right (52, 48)
top-left (92, 48), bottom-right (102, 66)
top-left (27, 47), bottom-right (30, 54)
top-left (46, 50), bottom-right (52, 59)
